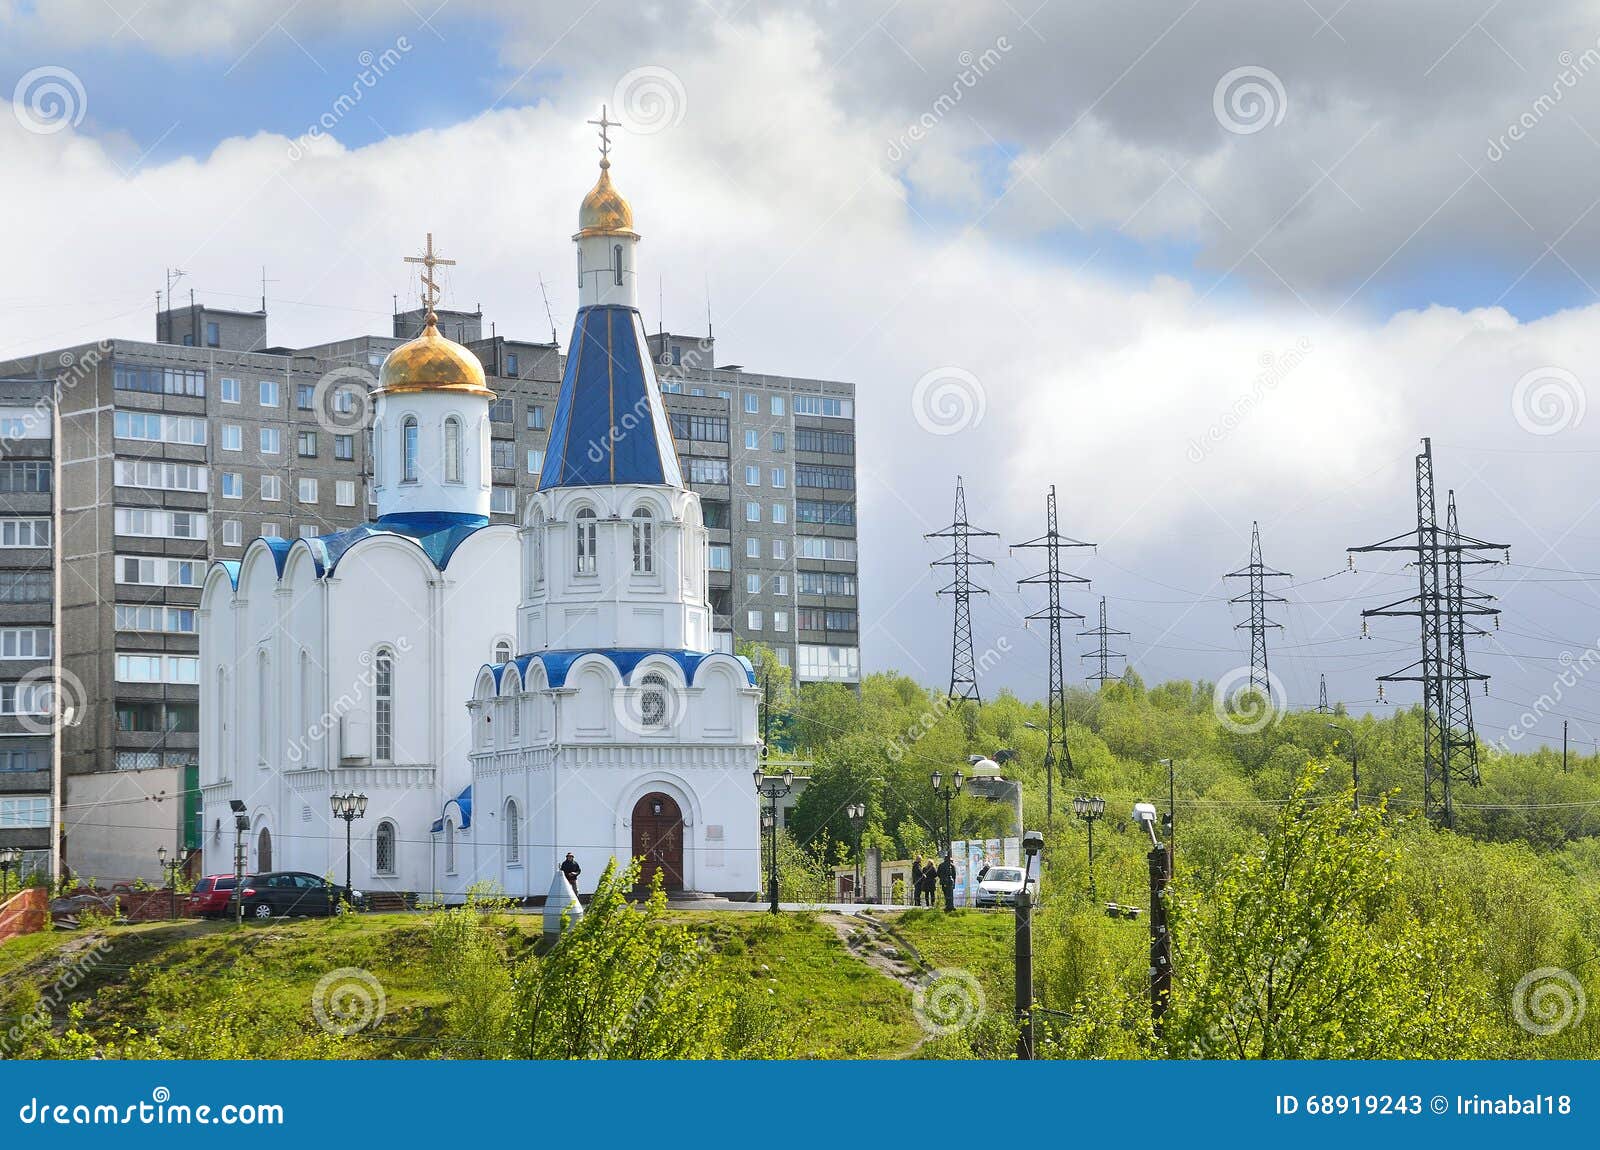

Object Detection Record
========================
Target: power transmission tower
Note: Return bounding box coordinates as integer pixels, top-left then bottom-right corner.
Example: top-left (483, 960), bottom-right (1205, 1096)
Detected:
top-left (1350, 439), bottom-right (1505, 827)
top-left (1078, 596), bottom-right (1129, 685)
top-left (1317, 674), bottom-right (1330, 713)
top-left (1012, 485), bottom-right (1094, 830)
top-left (927, 477), bottom-right (998, 702)
top-left (1224, 522), bottom-right (1290, 697)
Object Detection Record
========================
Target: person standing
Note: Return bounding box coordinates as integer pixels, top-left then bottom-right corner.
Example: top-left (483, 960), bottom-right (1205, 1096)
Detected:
top-left (938, 853), bottom-right (957, 912)
top-left (911, 856), bottom-right (925, 907)
top-left (560, 851), bottom-right (582, 894)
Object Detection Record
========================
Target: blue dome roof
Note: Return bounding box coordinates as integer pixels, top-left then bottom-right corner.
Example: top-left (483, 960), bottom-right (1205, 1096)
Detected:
top-left (539, 305), bottom-right (684, 489)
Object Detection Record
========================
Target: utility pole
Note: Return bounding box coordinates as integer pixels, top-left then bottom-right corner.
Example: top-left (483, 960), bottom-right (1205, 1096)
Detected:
top-left (1350, 439), bottom-right (1505, 828)
top-left (1564, 720), bottom-right (1569, 773)
top-left (1224, 522), bottom-right (1290, 699)
top-left (927, 477), bottom-right (999, 702)
top-left (1317, 674), bottom-right (1329, 713)
top-left (1078, 596), bottom-right (1129, 685)
top-left (1012, 486), bottom-right (1094, 832)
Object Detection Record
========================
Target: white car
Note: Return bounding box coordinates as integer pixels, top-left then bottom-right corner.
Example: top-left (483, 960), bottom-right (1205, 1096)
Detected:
top-left (974, 865), bottom-right (1037, 907)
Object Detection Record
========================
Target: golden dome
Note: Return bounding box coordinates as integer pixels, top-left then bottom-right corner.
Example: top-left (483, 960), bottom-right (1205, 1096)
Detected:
top-left (577, 162), bottom-right (637, 238)
top-left (377, 312), bottom-right (494, 396)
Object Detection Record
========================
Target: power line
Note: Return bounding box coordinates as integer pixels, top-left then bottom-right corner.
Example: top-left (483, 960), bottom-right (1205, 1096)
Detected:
top-left (1078, 595), bottom-right (1129, 685)
top-left (926, 476), bottom-right (999, 702)
top-left (1224, 521), bottom-right (1290, 698)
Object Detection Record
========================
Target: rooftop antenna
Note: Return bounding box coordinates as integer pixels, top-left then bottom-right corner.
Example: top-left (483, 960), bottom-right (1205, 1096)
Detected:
top-left (537, 273), bottom-right (559, 349)
top-left (658, 275), bottom-right (664, 341)
top-left (705, 274), bottom-right (713, 340)
top-left (164, 267), bottom-right (186, 312)
top-left (259, 265), bottom-right (277, 313)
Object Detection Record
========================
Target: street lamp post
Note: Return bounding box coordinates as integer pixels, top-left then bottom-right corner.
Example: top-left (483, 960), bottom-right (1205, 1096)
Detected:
top-left (930, 769), bottom-right (964, 857)
top-left (0, 845), bottom-right (20, 902)
top-left (156, 845), bottom-right (180, 920)
top-left (846, 802), bottom-right (866, 903)
top-left (754, 766), bottom-right (794, 914)
top-left (1071, 794), bottom-right (1106, 900)
top-left (1016, 830), bottom-right (1044, 1059)
top-left (329, 792), bottom-right (368, 908)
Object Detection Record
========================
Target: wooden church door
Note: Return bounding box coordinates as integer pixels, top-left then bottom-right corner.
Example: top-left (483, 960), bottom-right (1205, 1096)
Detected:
top-left (631, 793), bottom-right (684, 891)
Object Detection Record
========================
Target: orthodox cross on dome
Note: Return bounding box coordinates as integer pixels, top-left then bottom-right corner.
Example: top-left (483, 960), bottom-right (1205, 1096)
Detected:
top-left (587, 104), bottom-right (618, 169)
top-left (404, 232), bottom-right (456, 322)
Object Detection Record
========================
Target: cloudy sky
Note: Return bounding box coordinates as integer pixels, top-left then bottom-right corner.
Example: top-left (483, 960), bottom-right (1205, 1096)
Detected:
top-left (6, 0), bottom-right (1600, 751)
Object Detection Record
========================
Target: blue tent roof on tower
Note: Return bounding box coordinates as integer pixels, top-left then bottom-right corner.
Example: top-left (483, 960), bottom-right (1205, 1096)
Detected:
top-left (539, 305), bottom-right (684, 489)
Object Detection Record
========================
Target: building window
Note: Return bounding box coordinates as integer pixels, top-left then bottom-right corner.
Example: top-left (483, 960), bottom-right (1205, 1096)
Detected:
top-left (261, 474), bottom-right (282, 501)
top-left (297, 478), bottom-right (318, 504)
top-left (794, 395), bottom-right (853, 418)
top-left (771, 467), bottom-right (787, 488)
top-left (444, 819), bottom-right (456, 875)
top-left (375, 821), bottom-right (396, 876)
top-left (773, 610), bottom-right (789, 633)
top-left (505, 352), bottom-right (519, 377)
top-left (261, 522), bottom-right (280, 539)
top-left (492, 439), bottom-right (514, 470)
top-left (259, 379), bottom-right (279, 406)
top-left (529, 405), bottom-right (546, 430)
top-left (613, 243), bottom-right (624, 286)
top-left (223, 520), bottom-right (242, 547)
top-left (707, 544), bottom-right (730, 571)
top-left (689, 458), bottom-right (729, 484)
top-left (297, 430), bottom-right (317, 457)
top-left (747, 610), bottom-right (763, 631)
top-left (746, 573), bottom-right (761, 594)
top-left (0, 797), bottom-right (49, 829)
top-left (220, 376), bottom-right (240, 403)
top-left (771, 396), bottom-right (785, 416)
top-left (489, 397), bottom-right (513, 423)
top-left (744, 394), bottom-right (760, 414)
top-left (777, 648), bottom-right (791, 668)
top-left (221, 472), bottom-right (242, 499)
top-left (745, 430), bottom-right (759, 449)
top-left (531, 513), bottom-right (545, 589)
top-left (632, 507), bottom-right (654, 574)
top-left (575, 508), bottom-right (597, 575)
top-left (222, 424), bottom-right (242, 451)
top-left (0, 462), bottom-right (49, 493)
top-left (772, 539), bottom-right (786, 560)
top-left (296, 383), bottom-right (315, 410)
top-left (260, 427), bottom-right (280, 454)
top-left (772, 431), bottom-right (786, 451)
top-left (745, 538), bottom-right (760, 559)
top-left (335, 434), bottom-right (354, 460)
top-left (773, 574), bottom-right (788, 595)
top-left (640, 672), bottom-right (668, 727)
top-left (336, 480), bottom-right (356, 507)
top-left (773, 503), bottom-right (788, 525)
top-left (374, 648), bottom-right (394, 762)
top-left (0, 628), bottom-right (52, 659)
top-left (745, 501), bottom-right (761, 523)
top-left (505, 800), bottom-right (520, 864)
top-left (299, 524), bottom-right (318, 539)
top-left (745, 465), bottom-right (761, 486)
top-left (494, 639), bottom-right (512, 664)
top-left (444, 417), bottom-right (463, 483)
top-left (402, 417), bottom-right (419, 481)
top-left (527, 448), bottom-right (545, 475)
top-left (491, 487), bottom-right (517, 514)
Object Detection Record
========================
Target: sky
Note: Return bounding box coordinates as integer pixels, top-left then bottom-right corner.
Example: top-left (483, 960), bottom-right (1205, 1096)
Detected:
top-left (6, 0), bottom-right (1600, 753)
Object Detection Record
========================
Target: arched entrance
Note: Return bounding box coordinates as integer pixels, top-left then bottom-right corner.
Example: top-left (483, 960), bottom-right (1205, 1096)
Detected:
top-left (256, 826), bottom-right (273, 872)
top-left (631, 793), bottom-right (683, 891)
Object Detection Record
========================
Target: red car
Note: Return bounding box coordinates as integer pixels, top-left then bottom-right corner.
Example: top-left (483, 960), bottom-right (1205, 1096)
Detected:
top-left (186, 875), bottom-right (238, 918)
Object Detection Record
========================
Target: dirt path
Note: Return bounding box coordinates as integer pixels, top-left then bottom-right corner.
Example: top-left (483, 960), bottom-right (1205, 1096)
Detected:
top-left (820, 911), bottom-right (942, 1057)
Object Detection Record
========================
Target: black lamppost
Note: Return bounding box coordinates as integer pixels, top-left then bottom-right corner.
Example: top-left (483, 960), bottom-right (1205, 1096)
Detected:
top-left (931, 769), bottom-right (964, 856)
top-left (1071, 794), bottom-right (1105, 900)
top-left (330, 792), bottom-right (368, 908)
top-left (1016, 830), bottom-right (1044, 1059)
top-left (846, 802), bottom-right (866, 903)
top-left (754, 766), bottom-right (793, 914)
top-left (0, 845), bottom-right (20, 902)
top-left (156, 844), bottom-right (182, 919)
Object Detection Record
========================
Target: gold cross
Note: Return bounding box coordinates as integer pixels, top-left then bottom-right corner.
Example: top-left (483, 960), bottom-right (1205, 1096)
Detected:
top-left (587, 104), bottom-right (618, 167)
top-left (403, 232), bottom-right (456, 317)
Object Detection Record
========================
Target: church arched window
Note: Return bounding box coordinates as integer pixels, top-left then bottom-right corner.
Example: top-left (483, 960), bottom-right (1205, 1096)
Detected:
top-left (530, 513), bottom-right (545, 590)
top-left (494, 639), bottom-right (512, 664)
top-left (575, 508), bottom-right (598, 575)
top-left (374, 648), bottom-right (394, 762)
top-left (505, 800), bottom-right (520, 865)
top-left (298, 649), bottom-right (312, 768)
top-left (215, 667), bottom-right (229, 776)
top-left (402, 417), bottom-right (419, 483)
top-left (444, 819), bottom-right (456, 875)
top-left (444, 416), bottom-right (463, 484)
top-left (256, 650), bottom-right (271, 766)
top-left (613, 244), bottom-right (624, 287)
top-left (509, 691), bottom-right (521, 739)
top-left (373, 420), bottom-right (384, 485)
top-left (631, 507), bottom-right (654, 574)
top-left (640, 671), bottom-right (668, 728)
top-left (375, 821), bottom-right (396, 876)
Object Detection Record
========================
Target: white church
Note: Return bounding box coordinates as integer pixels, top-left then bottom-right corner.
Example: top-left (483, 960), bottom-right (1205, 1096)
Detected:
top-left (198, 120), bottom-right (763, 903)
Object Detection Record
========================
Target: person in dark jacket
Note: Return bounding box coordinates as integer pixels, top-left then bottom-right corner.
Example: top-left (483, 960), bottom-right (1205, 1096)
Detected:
top-left (911, 857), bottom-right (927, 906)
top-left (560, 852), bottom-right (582, 893)
top-left (938, 853), bottom-right (958, 911)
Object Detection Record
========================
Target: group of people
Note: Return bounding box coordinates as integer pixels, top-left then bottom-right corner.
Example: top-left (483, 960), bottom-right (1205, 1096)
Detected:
top-left (910, 853), bottom-right (960, 911)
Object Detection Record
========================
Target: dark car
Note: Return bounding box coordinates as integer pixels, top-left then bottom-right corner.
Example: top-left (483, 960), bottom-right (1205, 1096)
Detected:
top-left (238, 872), bottom-right (364, 920)
top-left (186, 875), bottom-right (238, 918)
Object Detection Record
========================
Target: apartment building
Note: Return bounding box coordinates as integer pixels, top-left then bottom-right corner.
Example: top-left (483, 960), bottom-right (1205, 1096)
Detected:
top-left (0, 301), bottom-right (858, 882)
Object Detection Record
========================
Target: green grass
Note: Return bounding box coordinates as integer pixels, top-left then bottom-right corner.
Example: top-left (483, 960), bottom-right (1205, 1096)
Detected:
top-left (882, 908), bottom-right (1016, 1005)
